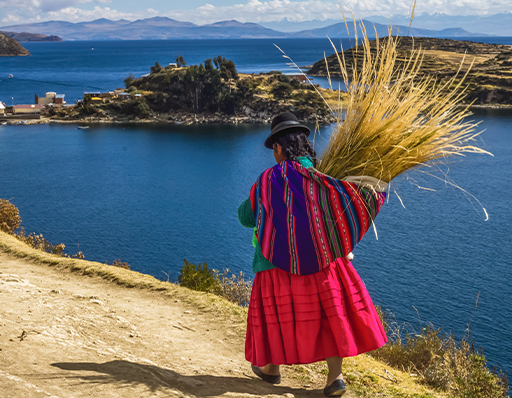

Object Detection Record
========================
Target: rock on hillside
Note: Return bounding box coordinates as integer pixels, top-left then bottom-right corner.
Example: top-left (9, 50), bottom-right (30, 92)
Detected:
top-left (0, 33), bottom-right (30, 56)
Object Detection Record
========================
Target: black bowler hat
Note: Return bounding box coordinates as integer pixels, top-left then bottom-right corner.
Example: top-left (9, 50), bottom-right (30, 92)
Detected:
top-left (264, 112), bottom-right (311, 149)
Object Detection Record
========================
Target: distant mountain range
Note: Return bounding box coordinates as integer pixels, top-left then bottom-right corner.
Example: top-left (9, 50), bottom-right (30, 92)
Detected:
top-left (365, 12), bottom-right (512, 37)
top-left (0, 17), bottom-right (488, 41)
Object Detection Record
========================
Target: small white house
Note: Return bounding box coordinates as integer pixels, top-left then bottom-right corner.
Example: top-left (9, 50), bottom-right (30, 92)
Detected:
top-left (0, 102), bottom-right (5, 115)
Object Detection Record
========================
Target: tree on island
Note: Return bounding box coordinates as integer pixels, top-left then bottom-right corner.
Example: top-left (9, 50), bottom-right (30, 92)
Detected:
top-left (150, 62), bottom-right (163, 73)
top-left (124, 73), bottom-right (135, 88)
top-left (213, 56), bottom-right (238, 81)
top-left (176, 55), bottom-right (186, 68)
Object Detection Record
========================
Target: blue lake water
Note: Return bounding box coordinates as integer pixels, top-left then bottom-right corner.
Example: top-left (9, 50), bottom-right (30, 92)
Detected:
top-left (1, 39), bottom-right (511, 371)
top-left (1, 38), bottom-right (352, 104)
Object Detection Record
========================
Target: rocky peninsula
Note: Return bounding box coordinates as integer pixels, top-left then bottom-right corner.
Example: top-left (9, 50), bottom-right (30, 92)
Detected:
top-left (308, 37), bottom-right (512, 106)
top-left (0, 33), bottom-right (30, 56)
top-left (0, 31), bottom-right (62, 42)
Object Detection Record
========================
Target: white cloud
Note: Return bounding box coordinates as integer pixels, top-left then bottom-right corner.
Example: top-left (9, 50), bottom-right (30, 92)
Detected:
top-left (46, 6), bottom-right (157, 22)
top-left (1, 14), bottom-right (20, 23)
top-left (0, 0), bottom-right (511, 26)
top-left (164, 0), bottom-right (512, 24)
top-left (167, 0), bottom-right (342, 24)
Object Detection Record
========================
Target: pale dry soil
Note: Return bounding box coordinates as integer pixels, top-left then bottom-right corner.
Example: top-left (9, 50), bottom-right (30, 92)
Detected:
top-left (0, 250), bottom-right (355, 398)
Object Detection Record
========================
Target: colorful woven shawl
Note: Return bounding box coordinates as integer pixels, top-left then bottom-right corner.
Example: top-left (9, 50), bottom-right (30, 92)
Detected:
top-left (249, 160), bottom-right (386, 275)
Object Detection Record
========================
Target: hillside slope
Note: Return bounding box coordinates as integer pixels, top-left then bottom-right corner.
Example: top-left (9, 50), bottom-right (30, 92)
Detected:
top-left (308, 37), bottom-right (512, 105)
top-left (0, 31), bottom-right (62, 42)
top-left (0, 33), bottom-right (29, 56)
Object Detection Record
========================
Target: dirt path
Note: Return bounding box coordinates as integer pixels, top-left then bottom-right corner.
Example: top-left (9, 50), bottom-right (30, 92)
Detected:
top-left (0, 250), bottom-right (356, 398)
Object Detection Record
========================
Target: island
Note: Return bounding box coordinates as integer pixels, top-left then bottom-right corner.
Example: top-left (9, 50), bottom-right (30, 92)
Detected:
top-left (308, 37), bottom-right (512, 106)
top-left (49, 56), bottom-right (336, 124)
top-left (0, 32), bottom-right (30, 56)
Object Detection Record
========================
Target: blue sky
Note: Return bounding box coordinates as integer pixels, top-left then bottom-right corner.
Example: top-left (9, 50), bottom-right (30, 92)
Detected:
top-left (1, 0), bottom-right (511, 25)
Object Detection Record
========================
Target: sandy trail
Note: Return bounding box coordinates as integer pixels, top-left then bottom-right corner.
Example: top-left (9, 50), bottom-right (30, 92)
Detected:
top-left (0, 251), bottom-right (355, 398)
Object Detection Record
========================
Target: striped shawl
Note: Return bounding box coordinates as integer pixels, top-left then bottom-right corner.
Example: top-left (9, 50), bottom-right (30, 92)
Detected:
top-left (249, 160), bottom-right (386, 275)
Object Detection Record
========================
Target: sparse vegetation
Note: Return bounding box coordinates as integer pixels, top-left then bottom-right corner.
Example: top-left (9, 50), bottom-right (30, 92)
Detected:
top-left (0, 199), bottom-right (21, 233)
top-left (112, 259), bottom-right (131, 270)
top-left (178, 260), bottom-right (252, 307)
top-left (371, 308), bottom-right (509, 397)
top-left (14, 227), bottom-right (66, 255)
top-left (212, 268), bottom-right (252, 307)
top-left (0, 198), bottom-right (129, 267)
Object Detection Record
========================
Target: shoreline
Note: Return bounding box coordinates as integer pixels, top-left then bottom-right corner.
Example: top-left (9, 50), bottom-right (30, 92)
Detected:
top-left (1, 103), bottom-right (509, 127)
top-left (0, 112), bottom-right (336, 126)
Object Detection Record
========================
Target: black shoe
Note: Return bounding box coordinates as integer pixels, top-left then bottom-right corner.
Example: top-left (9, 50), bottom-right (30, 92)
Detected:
top-left (323, 379), bottom-right (346, 397)
top-left (251, 365), bottom-right (281, 384)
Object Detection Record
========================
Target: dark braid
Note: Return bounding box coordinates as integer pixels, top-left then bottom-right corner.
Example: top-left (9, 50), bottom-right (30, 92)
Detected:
top-left (274, 130), bottom-right (317, 166)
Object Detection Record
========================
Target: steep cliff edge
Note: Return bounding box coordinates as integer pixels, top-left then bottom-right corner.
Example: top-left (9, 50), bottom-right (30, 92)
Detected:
top-left (0, 33), bottom-right (30, 56)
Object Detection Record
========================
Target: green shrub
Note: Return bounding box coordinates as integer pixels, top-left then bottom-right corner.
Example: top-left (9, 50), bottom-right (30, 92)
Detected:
top-left (124, 73), bottom-right (135, 88)
top-left (371, 307), bottom-right (509, 397)
top-left (178, 259), bottom-right (220, 293)
top-left (272, 82), bottom-right (293, 99)
top-left (0, 199), bottom-right (21, 233)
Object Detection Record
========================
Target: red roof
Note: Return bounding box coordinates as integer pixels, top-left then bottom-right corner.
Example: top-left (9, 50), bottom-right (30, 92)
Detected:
top-left (13, 104), bottom-right (45, 109)
top-left (288, 75), bottom-right (308, 81)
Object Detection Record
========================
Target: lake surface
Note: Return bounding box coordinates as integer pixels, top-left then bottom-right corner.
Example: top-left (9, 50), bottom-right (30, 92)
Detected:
top-left (3, 36), bottom-right (510, 104)
top-left (1, 38), bottom-right (352, 104)
top-left (1, 38), bottom-right (511, 371)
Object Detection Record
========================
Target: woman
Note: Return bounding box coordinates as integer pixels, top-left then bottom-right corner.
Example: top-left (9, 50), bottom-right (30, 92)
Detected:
top-left (238, 112), bottom-right (388, 397)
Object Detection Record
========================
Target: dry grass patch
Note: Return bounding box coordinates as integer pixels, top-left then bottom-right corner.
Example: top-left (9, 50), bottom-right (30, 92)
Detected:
top-left (422, 50), bottom-right (494, 69)
top-left (0, 230), bottom-right (247, 327)
top-left (317, 22), bottom-right (492, 183)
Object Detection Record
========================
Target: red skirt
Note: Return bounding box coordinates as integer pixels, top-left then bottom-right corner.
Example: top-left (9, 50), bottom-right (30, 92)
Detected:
top-left (245, 257), bottom-right (387, 367)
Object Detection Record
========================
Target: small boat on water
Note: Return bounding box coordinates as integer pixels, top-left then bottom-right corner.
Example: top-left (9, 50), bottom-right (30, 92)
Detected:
top-left (1, 122), bottom-right (7, 125)
top-left (8, 74), bottom-right (13, 78)
top-left (17, 120), bottom-right (27, 124)
top-left (77, 126), bottom-right (90, 130)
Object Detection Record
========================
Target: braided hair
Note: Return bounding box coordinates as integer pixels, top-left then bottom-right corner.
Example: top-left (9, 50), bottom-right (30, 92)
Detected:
top-left (274, 130), bottom-right (317, 166)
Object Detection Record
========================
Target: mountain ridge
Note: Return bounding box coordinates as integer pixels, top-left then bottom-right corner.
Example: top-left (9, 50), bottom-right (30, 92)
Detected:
top-left (365, 12), bottom-right (512, 36)
top-left (0, 17), bottom-right (488, 41)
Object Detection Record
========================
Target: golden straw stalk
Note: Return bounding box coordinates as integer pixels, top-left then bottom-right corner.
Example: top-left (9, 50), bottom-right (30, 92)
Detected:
top-left (317, 20), bottom-right (492, 183)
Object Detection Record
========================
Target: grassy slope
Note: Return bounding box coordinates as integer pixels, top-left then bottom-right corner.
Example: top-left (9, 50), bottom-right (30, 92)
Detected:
top-left (308, 37), bottom-right (512, 106)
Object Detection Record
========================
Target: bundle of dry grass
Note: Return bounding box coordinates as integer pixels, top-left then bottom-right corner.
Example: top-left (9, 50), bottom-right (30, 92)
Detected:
top-left (317, 19), bottom-right (492, 183)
